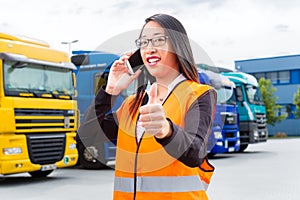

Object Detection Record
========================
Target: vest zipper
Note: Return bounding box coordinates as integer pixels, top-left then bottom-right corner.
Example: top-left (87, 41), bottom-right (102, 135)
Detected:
top-left (133, 138), bottom-right (142, 200)
top-left (132, 89), bottom-right (173, 200)
top-left (133, 112), bottom-right (143, 200)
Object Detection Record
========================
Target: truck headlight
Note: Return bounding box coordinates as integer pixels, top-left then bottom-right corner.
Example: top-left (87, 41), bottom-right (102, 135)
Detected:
top-left (3, 147), bottom-right (22, 155)
top-left (216, 141), bottom-right (223, 146)
top-left (214, 131), bottom-right (223, 139)
top-left (253, 131), bottom-right (259, 140)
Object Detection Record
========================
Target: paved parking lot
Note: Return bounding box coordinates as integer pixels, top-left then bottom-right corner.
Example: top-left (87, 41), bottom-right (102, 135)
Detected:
top-left (208, 138), bottom-right (300, 200)
top-left (1, 138), bottom-right (299, 200)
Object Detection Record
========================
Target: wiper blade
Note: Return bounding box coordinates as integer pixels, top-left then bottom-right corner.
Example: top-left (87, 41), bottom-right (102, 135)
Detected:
top-left (30, 89), bottom-right (56, 98)
top-left (9, 87), bottom-right (38, 97)
top-left (12, 62), bottom-right (28, 68)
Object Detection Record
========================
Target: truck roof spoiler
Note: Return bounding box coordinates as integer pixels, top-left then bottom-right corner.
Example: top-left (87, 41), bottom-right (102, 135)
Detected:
top-left (0, 52), bottom-right (76, 70)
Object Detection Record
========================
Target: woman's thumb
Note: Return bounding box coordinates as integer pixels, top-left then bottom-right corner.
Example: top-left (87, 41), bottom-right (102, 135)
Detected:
top-left (148, 83), bottom-right (158, 104)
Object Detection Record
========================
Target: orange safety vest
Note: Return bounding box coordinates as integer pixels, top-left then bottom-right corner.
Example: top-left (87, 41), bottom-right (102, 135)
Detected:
top-left (114, 80), bottom-right (215, 200)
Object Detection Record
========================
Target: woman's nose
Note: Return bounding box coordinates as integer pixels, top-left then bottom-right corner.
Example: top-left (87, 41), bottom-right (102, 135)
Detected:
top-left (144, 45), bottom-right (157, 54)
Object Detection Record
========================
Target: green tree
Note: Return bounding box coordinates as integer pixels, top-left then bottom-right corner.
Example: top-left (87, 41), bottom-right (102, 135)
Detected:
top-left (258, 78), bottom-right (286, 126)
top-left (293, 86), bottom-right (300, 118)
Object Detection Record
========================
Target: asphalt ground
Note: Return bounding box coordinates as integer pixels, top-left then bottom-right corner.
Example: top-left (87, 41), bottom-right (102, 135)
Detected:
top-left (0, 138), bottom-right (299, 200)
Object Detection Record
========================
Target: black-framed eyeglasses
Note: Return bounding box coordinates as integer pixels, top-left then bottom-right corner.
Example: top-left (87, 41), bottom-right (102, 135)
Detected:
top-left (135, 35), bottom-right (169, 48)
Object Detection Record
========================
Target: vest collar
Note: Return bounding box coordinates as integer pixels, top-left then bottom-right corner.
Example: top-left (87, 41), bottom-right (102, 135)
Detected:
top-left (145, 74), bottom-right (187, 104)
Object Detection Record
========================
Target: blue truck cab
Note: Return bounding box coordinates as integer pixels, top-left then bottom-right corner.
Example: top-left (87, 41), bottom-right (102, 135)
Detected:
top-left (198, 70), bottom-right (240, 155)
top-left (222, 72), bottom-right (268, 152)
top-left (71, 50), bottom-right (121, 168)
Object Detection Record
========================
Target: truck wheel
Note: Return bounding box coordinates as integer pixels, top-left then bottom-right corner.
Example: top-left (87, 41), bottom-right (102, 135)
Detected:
top-left (29, 170), bottom-right (53, 178)
top-left (238, 144), bottom-right (248, 152)
top-left (207, 153), bottom-right (216, 158)
top-left (78, 142), bottom-right (108, 169)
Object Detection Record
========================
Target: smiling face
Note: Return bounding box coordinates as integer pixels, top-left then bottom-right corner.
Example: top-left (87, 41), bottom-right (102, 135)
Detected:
top-left (140, 21), bottom-right (180, 82)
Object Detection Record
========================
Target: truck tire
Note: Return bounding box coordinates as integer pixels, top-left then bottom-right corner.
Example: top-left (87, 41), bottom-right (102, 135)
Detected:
top-left (238, 144), bottom-right (248, 152)
top-left (77, 142), bottom-right (108, 169)
top-left (29, 170), bottom-right (53, 178)
top-left (207, 153), bottom-right (216, 158)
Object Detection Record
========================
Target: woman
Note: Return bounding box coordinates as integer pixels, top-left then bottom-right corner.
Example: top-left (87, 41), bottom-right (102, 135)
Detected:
top-left (95, 13), bottom-right (216, 200)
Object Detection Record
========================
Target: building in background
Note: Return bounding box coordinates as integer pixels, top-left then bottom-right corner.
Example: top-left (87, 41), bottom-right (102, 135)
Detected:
top-left (235, 54), bottom-right (300, 136)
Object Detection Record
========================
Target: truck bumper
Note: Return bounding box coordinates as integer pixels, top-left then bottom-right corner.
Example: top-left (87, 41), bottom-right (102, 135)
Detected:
top-left (0, 154), bottom-right (77, 175)
top-left (239, 121), bottom-right (268, 144)
top-left (0, 133), bottom-right (78, 176)
top-left (210, 138), bottom-right (240, 153)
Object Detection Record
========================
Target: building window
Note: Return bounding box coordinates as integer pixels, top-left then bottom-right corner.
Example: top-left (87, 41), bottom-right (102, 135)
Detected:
top-left (266, 72), bottom-right (278, 84)
top-left (278, 70), bottom-right (290, 84)
top-left (253, 72), bottom-right (265, 81)
top-left (291, 70), bottom-right (300, 84)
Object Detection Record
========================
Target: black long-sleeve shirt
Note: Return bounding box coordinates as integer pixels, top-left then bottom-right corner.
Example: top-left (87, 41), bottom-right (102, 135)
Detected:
top-left (95, 87), bottom-right (216, 167)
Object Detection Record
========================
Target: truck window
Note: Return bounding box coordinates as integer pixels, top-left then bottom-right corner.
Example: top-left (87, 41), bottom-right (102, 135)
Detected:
top-left (236, 86), bottom-right (244, 102)
top-left (93, 70), bottom-right (138, 99)
top-left (94, 72), bottom-right (109, 95)
top-left (216, 85), bottom-right (236, 104)
top-left (245, 84), bottom-right (264, 105)
top-left (4, 60), bottom-right (75, 97)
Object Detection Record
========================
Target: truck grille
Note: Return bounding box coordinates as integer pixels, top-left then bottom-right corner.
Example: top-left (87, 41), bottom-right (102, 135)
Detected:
top-left (14, 108), bottom-right (75, 133)
top-left (26, 134), bottom-right (66, 165)
top-left (256, 113), bottom-right (267, 128)
top-left (224, 132), bottom-right (235, 138)
top-left (221, 113), bottom-right (237, 125)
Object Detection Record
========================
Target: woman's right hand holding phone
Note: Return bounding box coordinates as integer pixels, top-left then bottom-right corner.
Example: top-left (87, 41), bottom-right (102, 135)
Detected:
top-left (105, 53), bottom-right (142, 95)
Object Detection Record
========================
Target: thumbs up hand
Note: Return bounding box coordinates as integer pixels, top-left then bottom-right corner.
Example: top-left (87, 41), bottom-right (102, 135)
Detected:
top-left (139, 83), bottom-right (172, 138)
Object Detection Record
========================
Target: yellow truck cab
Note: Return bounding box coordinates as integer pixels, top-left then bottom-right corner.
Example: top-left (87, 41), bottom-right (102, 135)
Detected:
top-left (0, 32), bottom-right (78, 177)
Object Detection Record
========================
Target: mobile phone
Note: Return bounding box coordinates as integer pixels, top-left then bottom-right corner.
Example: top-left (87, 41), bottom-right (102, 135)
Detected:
top-left (125, 49), bottom-right (144, 75)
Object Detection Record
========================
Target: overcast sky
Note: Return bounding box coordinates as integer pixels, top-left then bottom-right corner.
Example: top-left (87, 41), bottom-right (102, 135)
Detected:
top-left (1, 0), bottom-right (300, 69)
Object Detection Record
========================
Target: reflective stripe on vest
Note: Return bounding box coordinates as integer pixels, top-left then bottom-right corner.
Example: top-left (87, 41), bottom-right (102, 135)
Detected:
top-left (114, 175), bottom-right (206, 193)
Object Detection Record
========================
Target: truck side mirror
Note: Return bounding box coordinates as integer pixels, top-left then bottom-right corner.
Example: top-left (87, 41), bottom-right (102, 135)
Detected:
top-left (72, 72), bottom-right (77, 88)
top-left (72, 72), bottom-right (78, 97)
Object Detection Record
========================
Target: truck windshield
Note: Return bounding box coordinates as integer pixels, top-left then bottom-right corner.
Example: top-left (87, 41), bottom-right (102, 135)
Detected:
top-left (245, 84), bottom-right (264, 105)
top-left (3, 60), bottom-right (75, 97)
top-left (216, 85), bottom-right (236, 105)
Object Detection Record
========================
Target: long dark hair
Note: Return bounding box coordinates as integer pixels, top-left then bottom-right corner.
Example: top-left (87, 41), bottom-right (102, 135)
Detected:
top-left (130, 13), bottom-right (199, 114)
